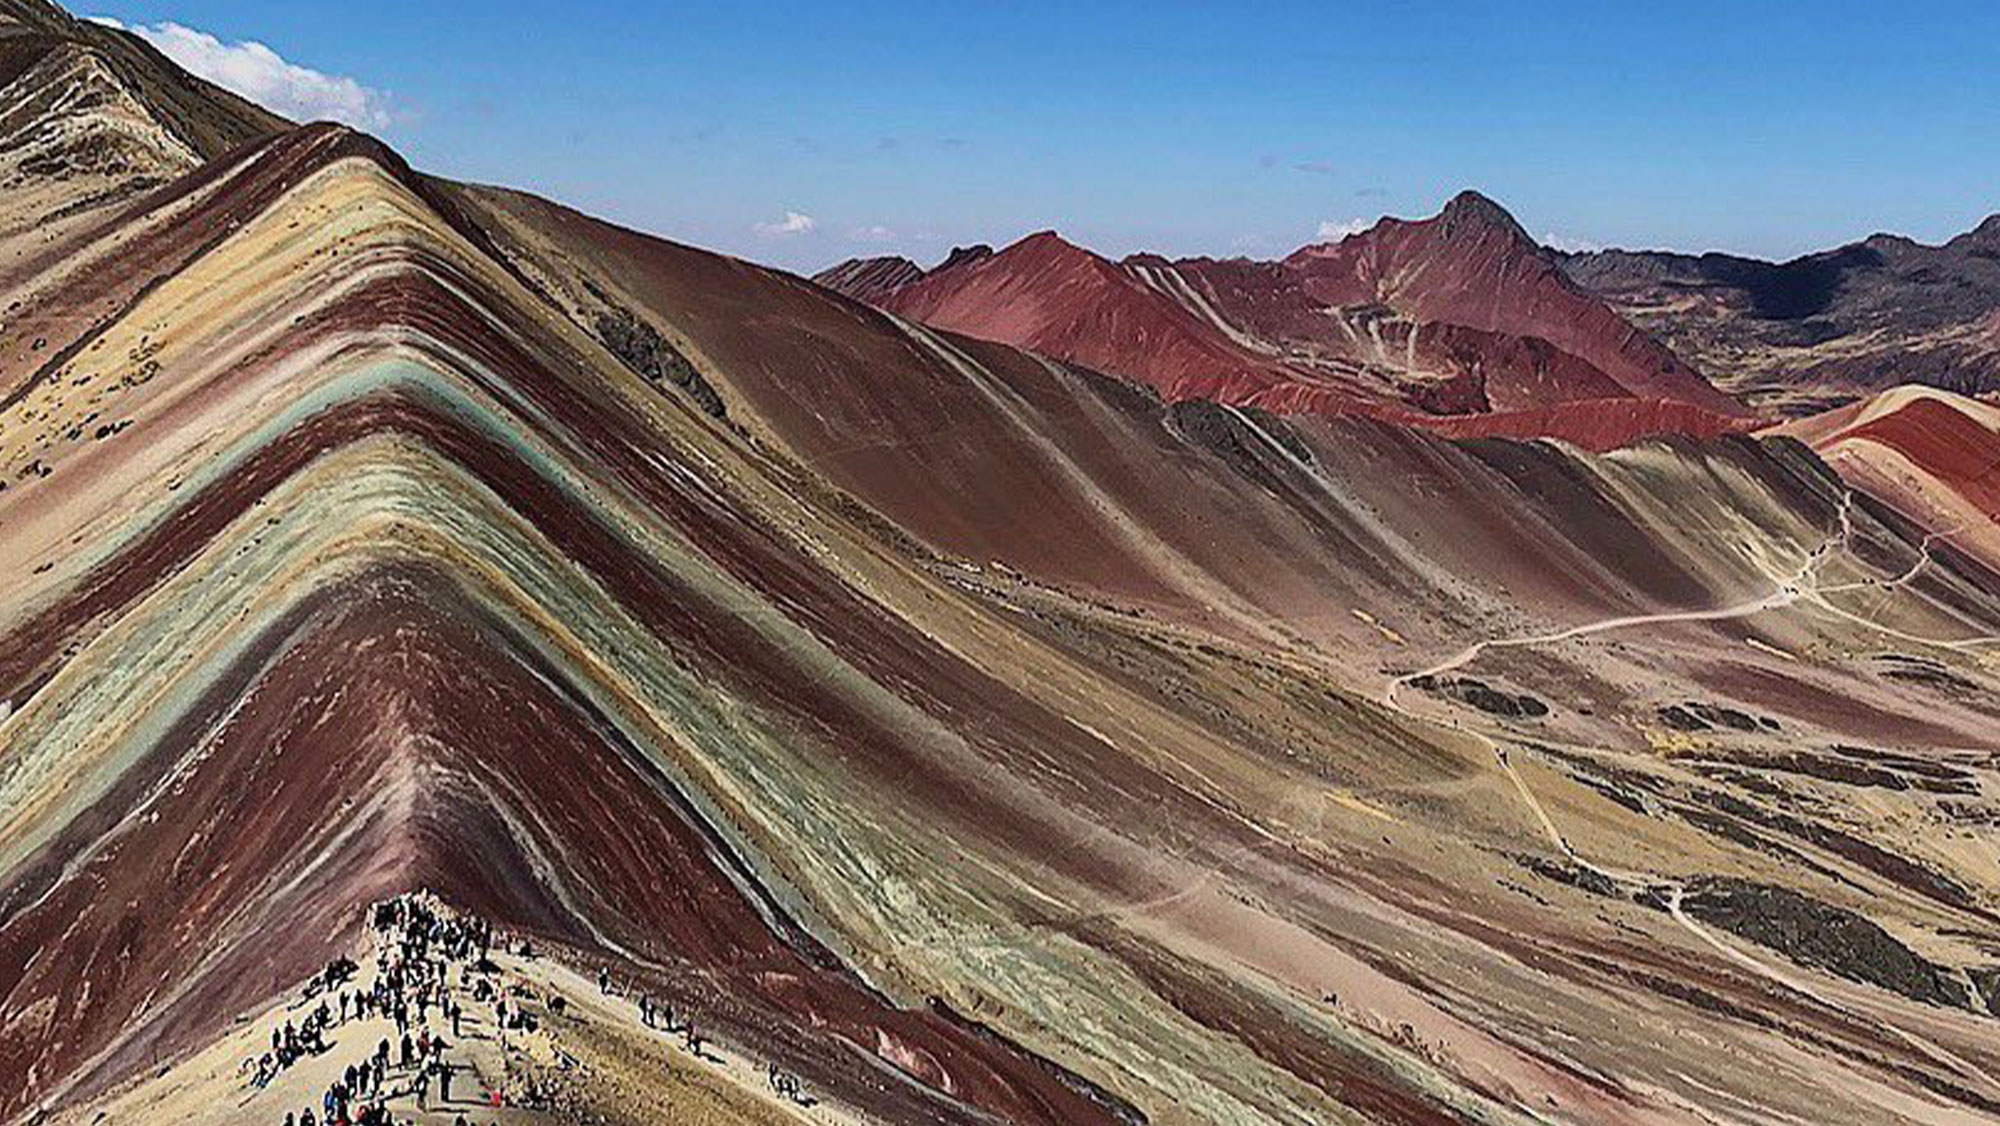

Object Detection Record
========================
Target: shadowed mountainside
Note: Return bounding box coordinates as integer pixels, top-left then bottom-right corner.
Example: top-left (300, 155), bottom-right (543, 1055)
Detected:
top-left (1563, 220), bottom-right (2000, 417)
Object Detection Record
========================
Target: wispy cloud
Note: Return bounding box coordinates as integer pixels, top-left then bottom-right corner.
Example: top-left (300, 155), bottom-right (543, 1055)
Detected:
top-left (847, 225), bottom-right (897, 243)
top-left (1261, 154), bottom-right (1336, 176)
top-left (90, 17), bottom-right (392, 129)
top-left (753, 210), bottom-right (817, 239)
top-left (1543, 231), bottom-right (1604, 254)
top-left (1316, 217), bottom-right (1370, 241)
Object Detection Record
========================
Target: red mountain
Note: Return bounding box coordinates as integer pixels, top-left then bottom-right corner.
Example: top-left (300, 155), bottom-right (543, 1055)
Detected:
top-left (812, 254), bottom-right (926, 302)
top-left (1773, 387), bottom-right (2000, 571)
top-left (841, 230), bottom-right (1321, 403)
top-left (1274, 192), bottom-right (1745, 415)
top-left (818, 193), bottom-right (1752, 449)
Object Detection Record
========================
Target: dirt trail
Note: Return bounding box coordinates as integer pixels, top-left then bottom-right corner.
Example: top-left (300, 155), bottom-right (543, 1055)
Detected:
top-left (1384, 491), bottom-right (1851, 711)
top-left (1806, 521), bottom-right (2000, 651)
top-left (1376, 495), bottom-right (2000, 1102)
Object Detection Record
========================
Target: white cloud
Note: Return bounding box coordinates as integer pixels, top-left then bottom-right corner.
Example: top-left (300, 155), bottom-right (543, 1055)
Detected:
top-left (89, 17), bottom-right (392, 130)
top-left (847, 225), bottom-right (897, 242)
top-left (753, 210), bottom-right (817, 239)
top-left (1315, 218), bottom-right (1370, 242)
top-left (1543, 231), bottom-right (1604, 254)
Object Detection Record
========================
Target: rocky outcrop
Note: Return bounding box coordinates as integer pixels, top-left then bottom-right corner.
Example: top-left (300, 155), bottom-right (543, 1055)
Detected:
top-left (1682, 878), bottom-right (1967, 1009)
top-left (593, 306), bottom-right (725, 418)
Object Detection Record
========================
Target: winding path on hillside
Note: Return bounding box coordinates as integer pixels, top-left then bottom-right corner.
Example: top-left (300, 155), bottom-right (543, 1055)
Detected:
top-left (1376, 494), bottom-right (2000, 1100)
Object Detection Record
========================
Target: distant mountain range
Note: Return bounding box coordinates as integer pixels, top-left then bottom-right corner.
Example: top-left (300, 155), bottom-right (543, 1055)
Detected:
top-left (1561, 222), bottom-right (2000, 416)
top-left (818, 192), bottom-right (1756, 451)
top-left (822, 197), bottom-right (2000, 437)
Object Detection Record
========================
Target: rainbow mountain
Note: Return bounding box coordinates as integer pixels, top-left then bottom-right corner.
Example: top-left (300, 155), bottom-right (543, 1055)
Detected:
top-left (6, 4), bottom-right (2000, 1124)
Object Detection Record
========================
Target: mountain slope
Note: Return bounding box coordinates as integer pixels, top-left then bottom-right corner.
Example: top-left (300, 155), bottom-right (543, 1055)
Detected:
top-left (1774, 386), bottom-right (2000, 572)
top-left (0, 0), bottom-right (290, 382)
top-left (0, 125), bottom-right (1143, 1126)
top-left (7, 8), bottom-right (2000, 1126)
top-left (0, 0), bottom-right (284, 235)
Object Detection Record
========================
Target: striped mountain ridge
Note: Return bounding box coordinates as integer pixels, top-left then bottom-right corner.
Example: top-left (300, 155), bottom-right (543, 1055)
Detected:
top-left (7, 8), bottom-right (2000, 1126)
top-left (0, 0), bottom-right (282, 159)
top-left (0, 0), bottom-right (285, 243)
top-left (0, 125), bottom-right (1152, 1125)
top-left (1775, 386), bottom-right (2000, 574)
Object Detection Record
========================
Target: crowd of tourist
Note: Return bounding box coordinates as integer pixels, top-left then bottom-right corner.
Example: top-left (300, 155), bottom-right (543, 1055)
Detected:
top-left (246, 897), bottom-right (493, 1125)
top-left (246, 894), bottom-right (811, 1122)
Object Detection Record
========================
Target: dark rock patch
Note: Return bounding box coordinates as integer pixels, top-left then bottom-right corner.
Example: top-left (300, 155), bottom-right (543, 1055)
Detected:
top-left (1694, 750), bottom-right (1978, 794)
top-left (1691, 702), bottom-right (1767, 733)
top-left (1659, 701), bottom-right (1779, 734)
top-left (1513, 853), bottom-right (1620, 899)
top-left (1687, 788), bottom-right (1985, 916)
top-left (1658, 704), bottom-right (1710, 732)
top-left (1830, 743), bottom-right (1980, 782)
top-left (1675, 807), bottom-right (1834, 878)
top-left (1410, 675), bottom-right (1548, 719)
top-left (1970, 967), bottom-right (2000, 1018)
top-left (1876, 654), bottom-right (1985, 695)
top-left (1570, 774), bottom-right (1652, 815)
top-left (592, 305), bottom-right (726, 419)
top-left (1682, 878), bottom-right (1967, 1009)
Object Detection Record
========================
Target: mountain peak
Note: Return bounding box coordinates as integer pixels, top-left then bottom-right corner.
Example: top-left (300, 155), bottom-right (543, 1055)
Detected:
top-left (935, 243), bottom-right (995, 272)
top-left (997, 229), bottom-right (1106, 270)
top-left (0, 0), bottom-right (75, 31)
top-left (1014, 229), bottom-right (1078, 251)
top-left (1964, 213), bottom-right (2000, 244)
top-left (1437, 189), bottom-right (1530, 241)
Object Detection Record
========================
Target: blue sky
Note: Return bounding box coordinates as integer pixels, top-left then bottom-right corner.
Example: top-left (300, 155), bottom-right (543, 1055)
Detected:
top-left (86, 0), bottom-right (2000, 272)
